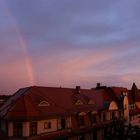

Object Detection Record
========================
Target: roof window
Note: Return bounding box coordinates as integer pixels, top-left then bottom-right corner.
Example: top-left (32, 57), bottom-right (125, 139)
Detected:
top-left (38, 101), bottom-right (50, 107)
top-left (75, 100), bottom-right (83, 105)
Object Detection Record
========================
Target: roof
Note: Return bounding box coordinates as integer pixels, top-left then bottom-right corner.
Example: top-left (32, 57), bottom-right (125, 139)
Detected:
top-left (0, 95), bottom-right (11, 108)
top-left (110, 87), bottom-right (128, 98)
top-left (130, 83), bottom-right (140, 102)
top-left (0, 86), bottom-right (129, 121)
top-left (0, 86), bottom-right (100, 121)
top-left (82, 89), bottom-right (113, 109)
top-left (129, 105), bottom-right (140, 115)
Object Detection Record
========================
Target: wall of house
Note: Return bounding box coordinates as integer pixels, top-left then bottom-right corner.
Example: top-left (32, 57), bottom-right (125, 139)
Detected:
top-left (136, 102), bottom-right (140, 109)
top-left (123, 96), bottom-right (129, 123)
top-left (130, 115), bottom-right (140, 126)
top-left (38, 117), bottom-right (71, 134)
top-left (8, 122), bottom-right (13, 136)
top-left (8, 118), bottom-right (71, 137)
top-left (57, 117), bottom-right (71, 130)
top-left (106, 112), bottom-right (111, 120)
top-left (109, 101), bottom-right (118, 110)
top-left (23, 122), bottom-right (29, 137)
top-left (8, 122), bottom-right (30, 137)
top-left (68, 133), bottom-right (93, 140)
top-left (37, 119), bottom-right (58, 134)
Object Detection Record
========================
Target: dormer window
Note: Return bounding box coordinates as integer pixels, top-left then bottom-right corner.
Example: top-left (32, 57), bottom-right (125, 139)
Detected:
top-left (128, 104), bottom-right (131, 109)
top-left (75, 100), bottom-right (83, 105)
top-left (123, 92), bottom-right (125, 96)
top-left (134, 104), bottom-right (135, 109)
top-left (123, 92), bottom-right (127, 96)
top-left (128, 104), bottom-right (135, 109)
top-left (38, 101), bottom-right (50, 107)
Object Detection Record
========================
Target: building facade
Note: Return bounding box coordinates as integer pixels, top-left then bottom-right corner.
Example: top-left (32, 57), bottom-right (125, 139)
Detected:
top-left (0, 83), bottom-right (140, 140)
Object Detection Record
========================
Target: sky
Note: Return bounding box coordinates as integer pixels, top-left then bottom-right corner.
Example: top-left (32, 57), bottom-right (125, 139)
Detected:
top-left (1, 0), bottom-right (140, 94)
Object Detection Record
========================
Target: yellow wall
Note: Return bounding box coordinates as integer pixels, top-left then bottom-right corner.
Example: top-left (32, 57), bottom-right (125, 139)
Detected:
top-left (37, 119), bottom-right (58, 134)
top-left (109, 101), bottom-right (118, 110)
top-left (123, 96), bottom-right (129, 123)
top-left (136, 102), bottom-right (140, 109)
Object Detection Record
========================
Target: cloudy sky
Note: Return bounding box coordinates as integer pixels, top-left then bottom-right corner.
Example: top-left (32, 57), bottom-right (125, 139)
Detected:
top-left (1, 0), bottom-right (140, 94)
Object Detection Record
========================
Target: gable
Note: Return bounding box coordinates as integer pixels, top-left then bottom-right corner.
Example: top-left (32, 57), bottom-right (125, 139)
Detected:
top-left (75, 100), bottom-right (83, 105)
top-left (109, 101), bottom-right (118, 110)
top-left (38, 101), bottom-right (50, 107)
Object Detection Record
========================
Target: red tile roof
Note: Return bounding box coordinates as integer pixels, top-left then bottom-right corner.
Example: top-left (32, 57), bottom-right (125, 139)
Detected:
top-left (0, 86), bottom-right (130, 121)
top-left (0, 86), bottom-right (100, 121)
top-left (110, 87), bottom-right (128, 98)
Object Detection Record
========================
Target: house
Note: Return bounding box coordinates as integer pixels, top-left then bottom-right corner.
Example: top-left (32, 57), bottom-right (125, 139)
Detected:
top-left (0, 85), bottom-right (125, 140)
top-left (106, 83), bottom-right (140, 126)
top-left (128, 83), bottom-right (140, 126)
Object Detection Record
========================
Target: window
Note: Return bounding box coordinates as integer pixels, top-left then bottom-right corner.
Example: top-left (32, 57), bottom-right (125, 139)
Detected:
top-left (75, 100), bottom-right (83, 105)
top-left (38, 101), bottom-right (50, 106)
top-left (111, 112), bottom-right (115, 119)
top-left (78, 116), bottom-right (84, 126)
top-left (90, 114), bottom-right (96, 123)
top-left (13, 122), bottom-right (23, 137)
top-left (44, 122), bottom-right (51, 129)
top-left (102, 112), bottom-right (106, 121)
top-left (30, 122), bottom-right (37, 136)
top-left (61, 118), bottom-right (66, 129)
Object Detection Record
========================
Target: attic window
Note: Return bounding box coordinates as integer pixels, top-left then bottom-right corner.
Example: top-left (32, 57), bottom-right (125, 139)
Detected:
top-left (88, 100), bottom-right (95, 105)
top-left (75, 100), bottom-right (83, 105)
top-left (123, 92), bottom-right (127, 96)
top-left (38, 101), bottom-right (50, 107)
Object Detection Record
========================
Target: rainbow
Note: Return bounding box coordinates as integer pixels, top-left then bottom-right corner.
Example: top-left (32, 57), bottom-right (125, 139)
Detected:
top-left (15, 31), bottom-right (35, 85)
top-left (3, 1), bottom-right (35, 85)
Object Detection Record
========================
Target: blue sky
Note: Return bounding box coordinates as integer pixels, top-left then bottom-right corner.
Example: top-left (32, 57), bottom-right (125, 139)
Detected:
top-left (0, 0), bottom-right (140, 94)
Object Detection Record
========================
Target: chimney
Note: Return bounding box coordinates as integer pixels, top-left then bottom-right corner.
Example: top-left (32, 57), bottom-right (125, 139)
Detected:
top-left (97, 83), bottom-right (101, 88)
top-left (76, 86), bottom-right (80, 94)
top-left (96, 83), bottom-right (106, 89)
